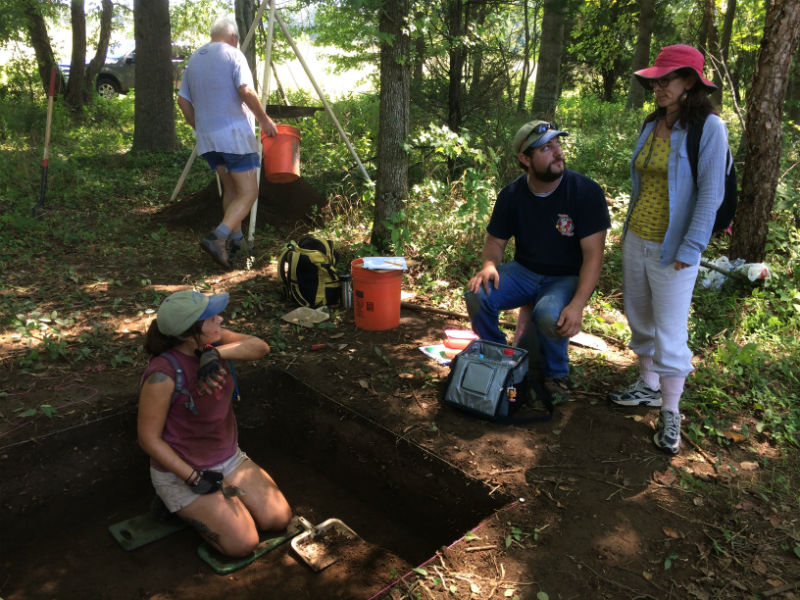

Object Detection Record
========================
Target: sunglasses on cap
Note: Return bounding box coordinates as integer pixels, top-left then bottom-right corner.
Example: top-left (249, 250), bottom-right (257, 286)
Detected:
top-left (529, 121), bottom-right (558, 135)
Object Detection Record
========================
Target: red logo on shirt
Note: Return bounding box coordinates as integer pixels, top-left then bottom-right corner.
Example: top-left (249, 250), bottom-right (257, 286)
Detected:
top-left (556, 214), bottom-right (574, 237)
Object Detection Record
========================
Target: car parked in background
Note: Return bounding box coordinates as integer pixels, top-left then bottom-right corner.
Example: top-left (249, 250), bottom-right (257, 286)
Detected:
top-left (96, 43), bottom-right (192, 98)
top-left (60, 43), bottom-right (192, 99)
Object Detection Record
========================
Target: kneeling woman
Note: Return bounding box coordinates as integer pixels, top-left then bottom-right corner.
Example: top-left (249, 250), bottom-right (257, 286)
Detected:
top-left (138, 290), bottom-right (292, 557)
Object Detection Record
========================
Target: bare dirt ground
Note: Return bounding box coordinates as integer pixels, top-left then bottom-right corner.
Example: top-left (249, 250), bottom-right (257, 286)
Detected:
top-left (1, 178), bottom-right (798, 600)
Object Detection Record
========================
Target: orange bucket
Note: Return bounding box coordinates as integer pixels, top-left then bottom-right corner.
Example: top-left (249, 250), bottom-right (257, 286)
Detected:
top-left (351, 258), bottom-right (403, 331)
top-left (260, 124), bottom-right (300, 183)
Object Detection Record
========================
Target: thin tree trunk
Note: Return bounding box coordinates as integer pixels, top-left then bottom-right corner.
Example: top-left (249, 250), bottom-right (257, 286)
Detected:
top-left (447, 0), bottom-right (466, 132)
top-left (787, 47), bottom-right (800, 122)
top-left (84, 0), bottom-right (114, 103)
top-left (729, 0), bottom-right (800, 262)
top-left (627, 0), bottom-right (655, 109)
top-left (23, 0), bottom-right (67, 95)
top-left (371, 0), bottom-right (411, 253)
top-left (702, 0), bottom-right (723, 106)
top-left (531, 0), bottom-right (565, 120)
top-left (236, 0), bottom-right (258, 91)
top-left (65, 0), bottom-right (86, 109)
top-left (718, 0), bottom-right (737, 105)
top-left (517, 0), bottom-right (532, 112)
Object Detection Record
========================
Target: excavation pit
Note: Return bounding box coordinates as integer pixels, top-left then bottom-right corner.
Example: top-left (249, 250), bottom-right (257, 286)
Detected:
top-left (0, 367), bottom-right (512, 599)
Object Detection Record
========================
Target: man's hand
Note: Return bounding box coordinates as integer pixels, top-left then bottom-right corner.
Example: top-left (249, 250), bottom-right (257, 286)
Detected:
top-left (260, 115), bottom-right (278, 137)
top-left (189, 470), bottom-right (224, 495)
top-left (555, 302), bottom-right (583, 338)
top-left (197, 346), bottom-right (227, 395)
top-left (468, 265), bottom-right (500, 295)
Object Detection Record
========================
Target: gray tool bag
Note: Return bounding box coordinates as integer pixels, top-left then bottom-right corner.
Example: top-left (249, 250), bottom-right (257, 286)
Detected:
top-left (443, 339), bottom-right (553, 424)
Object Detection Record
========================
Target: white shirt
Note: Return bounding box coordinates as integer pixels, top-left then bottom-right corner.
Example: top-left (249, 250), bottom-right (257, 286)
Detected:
top-left (178, 41), bottom-right (258, 155)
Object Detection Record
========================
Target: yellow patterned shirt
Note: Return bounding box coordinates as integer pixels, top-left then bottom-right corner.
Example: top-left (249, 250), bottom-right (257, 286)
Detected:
top-left (629, 131), bottom-right (670, 242)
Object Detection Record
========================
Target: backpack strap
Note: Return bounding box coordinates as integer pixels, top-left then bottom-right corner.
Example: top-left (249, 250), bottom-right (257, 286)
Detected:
top-left (686, 118), bottom-right (705, 186)
top-left (160, 351), bottom-right (198, 415)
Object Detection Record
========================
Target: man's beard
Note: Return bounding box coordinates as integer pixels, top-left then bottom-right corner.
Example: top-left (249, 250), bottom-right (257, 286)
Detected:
top-left (533, 159), bottom-right (565, 182)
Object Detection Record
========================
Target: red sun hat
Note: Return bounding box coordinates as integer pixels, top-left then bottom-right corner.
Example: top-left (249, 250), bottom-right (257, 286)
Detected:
top-left (634, 44), bottom-right (717, 91)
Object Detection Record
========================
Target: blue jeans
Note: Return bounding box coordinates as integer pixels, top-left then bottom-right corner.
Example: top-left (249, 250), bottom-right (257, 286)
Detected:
top-left (464, 261), bottom-right (578, 378)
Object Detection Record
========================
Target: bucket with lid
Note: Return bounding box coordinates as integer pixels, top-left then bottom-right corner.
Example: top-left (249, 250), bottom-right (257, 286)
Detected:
top-left (350, 258), bottom-right (403, 331)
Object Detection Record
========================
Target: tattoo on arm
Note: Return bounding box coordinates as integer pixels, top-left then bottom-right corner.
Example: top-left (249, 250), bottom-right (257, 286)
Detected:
top-left (184, 517), bottom-right (221, 545)
top-left (145, 372), bottom-right (170, 385)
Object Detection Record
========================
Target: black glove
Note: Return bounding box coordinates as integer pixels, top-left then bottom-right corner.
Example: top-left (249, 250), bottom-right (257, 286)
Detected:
top-left (197, 346), bottom-right (226, 394)
top-left (190, 470), bottom-right (224, 495)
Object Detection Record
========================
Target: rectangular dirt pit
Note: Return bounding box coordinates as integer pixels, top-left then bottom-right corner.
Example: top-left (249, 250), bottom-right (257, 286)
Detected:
top-left (0, 367), bottom-right (511, 599)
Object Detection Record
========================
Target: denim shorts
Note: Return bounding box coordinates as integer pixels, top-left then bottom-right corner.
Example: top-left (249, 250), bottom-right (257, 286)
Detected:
top-left (150, 447), bottom-right (250, 513)
top-left (201, 151), bottom-right (260, 173)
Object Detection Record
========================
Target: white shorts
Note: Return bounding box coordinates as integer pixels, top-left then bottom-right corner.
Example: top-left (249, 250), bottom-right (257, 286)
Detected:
top-left (150, 447), bottom-right (250, 513)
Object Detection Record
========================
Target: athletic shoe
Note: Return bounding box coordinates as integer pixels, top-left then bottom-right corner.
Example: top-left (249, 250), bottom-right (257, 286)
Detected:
top-left (544, 376), bottom-right (571, 405)
top-left (609, 379), bottom-right (662, 407)
top-left (653, 410), bottom-right (682, 454)
top-left (200, 232), bottom-right (231, 269)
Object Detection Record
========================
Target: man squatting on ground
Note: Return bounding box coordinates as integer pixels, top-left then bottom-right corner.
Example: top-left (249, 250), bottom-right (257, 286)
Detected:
top-left (465, 121), bottom-right (610, 402)
top-left (177, 16), bottom-right (278, 270)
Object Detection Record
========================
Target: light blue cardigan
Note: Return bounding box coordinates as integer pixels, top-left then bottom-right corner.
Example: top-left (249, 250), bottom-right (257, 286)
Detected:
top-left (623, 114), bottom-right (729, 267)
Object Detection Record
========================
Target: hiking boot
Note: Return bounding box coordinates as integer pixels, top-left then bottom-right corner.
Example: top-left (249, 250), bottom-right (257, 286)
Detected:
top-left (200, 232), bottom-right (231, 269)
top-left (228, 237), bottom-right (247, 263)
top-left (653, 410), bottom-right (682, 454)
top-left (609, 379), bottom-right (662, 407)
top-left (544, 376), bottom-right (571, 405)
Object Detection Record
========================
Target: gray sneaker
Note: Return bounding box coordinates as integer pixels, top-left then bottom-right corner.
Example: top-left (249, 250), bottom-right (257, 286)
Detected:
top-left (609, 379), bottom-right (662, 407)
top-left (200, 232), bottom-right (231, 269)
top-left (653, 410), bottom-right (682, 454)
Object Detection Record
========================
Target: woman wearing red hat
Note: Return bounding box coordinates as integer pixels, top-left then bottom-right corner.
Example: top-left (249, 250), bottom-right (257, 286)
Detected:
top-left (138, 290), bottom-right (292, 556)
top-left (609, 45), bottom-right (730, 454)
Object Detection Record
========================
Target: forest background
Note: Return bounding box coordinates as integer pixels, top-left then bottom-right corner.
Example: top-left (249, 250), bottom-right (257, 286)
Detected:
top-left (1, 0), bottom-right (799, 583)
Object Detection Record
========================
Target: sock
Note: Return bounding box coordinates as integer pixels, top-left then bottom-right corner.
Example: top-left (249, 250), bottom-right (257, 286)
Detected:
top-left (660, 376), bottom-right (684, 413)
top-left (638, 355), bottom-right (660, 390)
top-left (231, 231), bottom-right (244, 242)
top-left (214, 224), bottom-right (231, 239)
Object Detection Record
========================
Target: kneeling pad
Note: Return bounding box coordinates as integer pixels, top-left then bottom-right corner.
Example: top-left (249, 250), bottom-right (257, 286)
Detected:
top-left (108, 513), bottom-right (188, 551)
top-left (197, 516), bottom-right (309, 574)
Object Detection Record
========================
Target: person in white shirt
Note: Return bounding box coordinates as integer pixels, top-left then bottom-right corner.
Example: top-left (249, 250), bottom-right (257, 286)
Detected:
top-left (178, 16), bottom-right (277, 270)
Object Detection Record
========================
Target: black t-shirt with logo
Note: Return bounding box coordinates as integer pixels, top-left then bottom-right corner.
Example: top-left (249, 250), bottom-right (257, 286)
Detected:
top-left (487, 170), bottom-right (610, 276)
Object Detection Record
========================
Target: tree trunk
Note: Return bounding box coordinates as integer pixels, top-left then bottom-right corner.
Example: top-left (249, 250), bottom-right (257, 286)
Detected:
top-left (468, 0), bottom-right (488, 103)
top-left (84, 0), bottom-right (114, 103)
top-left (729, 0), bottom-right (800, 262)
top-left (371, 0), bottom-right (411, 253)
top-left (64, 0), bottom-right (86, 109)
top-left (412, 8), bottom-right (426, 91)
top-left (236, 0), bottom-right (258, 91)
top-left (701, 0), bottom-right (723, 106)
top-left (785, 47), bottom-right (800, 123)
top-left (531, 0), bottom-right (565, 120)
top-left (132, 0), bottom-right (177, 151)
top-left (718, 0), bottom-right (737, 104)
top-left (447, 0), bottom-right (466, 132)
top-left (516, 0), bottom-right (534, 112)
top-left (626, 0), bottom-right (655, 109)
top-left (22, 0), bottom-right (66, 95)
